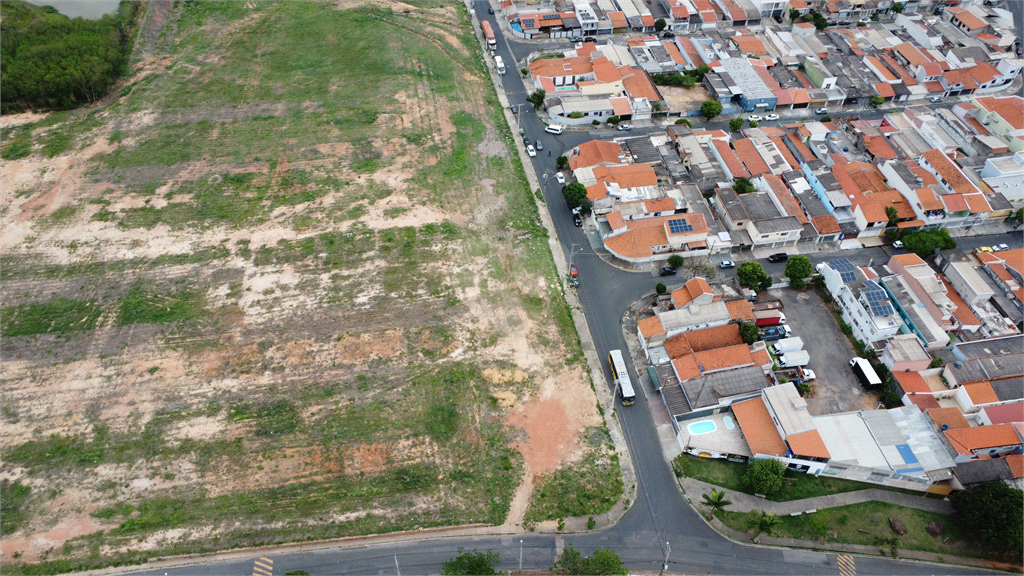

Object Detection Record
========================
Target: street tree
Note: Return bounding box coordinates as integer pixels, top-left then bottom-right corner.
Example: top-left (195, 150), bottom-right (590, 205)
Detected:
top-left (901, 228), bottom-right (956, 258)
top-left (749, 120), bottom-right (759, 128)
top-left (891, 2), bottom-right (905, 12)
top-left (789, 7), bottom-right (801, 20)
top-left (742, 458), bottom-right (786, 495)
top-left (562, 182), bottom-right (588, 207)
top-left (442, 548), bottom-right (501, 575)
top-left (656, 283), bottom-right (667, 295)
top-left (684, 256), bottom-right (717, 280)
top-left (951, 481), bottom-right (1024, 561)
top-left (527, 89), bottom-right (546, 109)
top-left (737, 261), bottom-right (771, 291)
top-left (729, 117), bottom-right (744, 131)
top-left (750, 510), bottom-right (781, 537)
top-left (701, 490), bottom-right (732, 519)
top-left (1009, 207), bottom-right (1024, 227)
top-left (739, 322), bottom-right (760, 345)
top-left (552, 545), bottom-right (627, 575)
top-left (812, 11), bottom-right (829, 29)
top-left (701, 100), bottom-right (723, 120)
top-left (655, 18), bottom-right (667, 32)
top-left (784, 255), bottom-right (812, 283)
top-left (869, 95), bottom-right (884, 108)
top-left (607, 115), bottom-right (620, 125)
top-left (556, 155), bottom-right (569, 169)
top-left (666, 254), bottom-right (685, 269)
top-left (674, 118), bottom-right (692, 127)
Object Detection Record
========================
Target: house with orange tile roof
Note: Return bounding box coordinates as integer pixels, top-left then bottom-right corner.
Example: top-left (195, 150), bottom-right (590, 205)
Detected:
top-left (568, 140), bottom-right (628, 171)
top-left (971, 95), bottom-right (1024, 153)
top-left (945, 6), bottom-right (990, 36)
top-left (602, 213), bottom-right (709, 263)
top-left (943, 423), bottom-right (1022, 463)
top-left (920, 149), bottom-right (982, 197)
top-left (979, 402), bottom-right (1024, 427)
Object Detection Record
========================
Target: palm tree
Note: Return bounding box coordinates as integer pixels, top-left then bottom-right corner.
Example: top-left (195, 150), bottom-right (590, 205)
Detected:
top-left (701, 490), bottom-right (732, 519)
top-left (752, 510), bottom-right (780, 538)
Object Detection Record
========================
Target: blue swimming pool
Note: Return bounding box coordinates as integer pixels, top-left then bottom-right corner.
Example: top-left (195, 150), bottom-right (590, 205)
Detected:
top-left (687, 420), bottom-right (717, 435)
top-left (723, 416), bottom-right (735, 429)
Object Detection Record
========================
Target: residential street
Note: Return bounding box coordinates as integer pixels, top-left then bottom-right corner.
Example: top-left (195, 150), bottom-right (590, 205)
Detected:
top-left (122, 7), bottom-right (1021, 576)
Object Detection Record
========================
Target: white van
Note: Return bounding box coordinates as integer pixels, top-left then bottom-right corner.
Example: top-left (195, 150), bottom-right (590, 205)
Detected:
top-left (544, 124), bottom-right (564, 135)
top-left (494, 55), bottom-right (506, 75)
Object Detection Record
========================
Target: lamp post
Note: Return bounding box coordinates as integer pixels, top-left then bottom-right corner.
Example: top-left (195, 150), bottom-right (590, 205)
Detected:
top-left (519, 539), bottom-right (523, 573)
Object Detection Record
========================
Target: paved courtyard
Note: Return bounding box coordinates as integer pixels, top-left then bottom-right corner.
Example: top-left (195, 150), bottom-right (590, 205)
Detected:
top-left (768, 286), bottom-right (877, 415)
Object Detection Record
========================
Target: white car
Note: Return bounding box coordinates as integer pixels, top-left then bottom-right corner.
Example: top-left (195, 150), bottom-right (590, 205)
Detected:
top-left (616, 123), bottom-right (631, 131)
top-left (555, 172), bottom-right (566, 185)
top-left (995, 243), bottom-right (1010, 251)
top-left (747, 115), bottom-right (763, 122)
top-left (765, 113), bottom-right (779, 121)
top-left (893, 240), bottom-right (903, 248)
top-left (815, 107), bottom-right (829, 114)
top-left (526, 145), bottom-right (536, 157)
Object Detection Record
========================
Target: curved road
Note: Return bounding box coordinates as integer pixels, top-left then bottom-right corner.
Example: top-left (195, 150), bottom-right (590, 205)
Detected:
top-left (132, 10), bottom-right (1020, 575)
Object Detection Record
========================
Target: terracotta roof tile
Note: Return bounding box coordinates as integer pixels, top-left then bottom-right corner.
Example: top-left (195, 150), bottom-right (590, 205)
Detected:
top-left (604, 214), bottom-right (708, 260)
top-left (880, 53), bottom-right (919, 86)
top-left (693, 344), bottom-right (753, 372)
top-left (673, 354), bottom-right (703, 381)
top-left (893, 253), bottom-right (927, 267)
top-left (664, 332), bottom-right (694, 358)
top-left (726, 299), bottom-right (755, 321)
top-left (941, 193), bottom-right (970, 213)
top-left (963, 381), bottom-right (999, 405)
top-left (732, 397), bottom-right (788, 457)
top-left (732, 138), bottom-right (771, 177)
top-left (731, 35), bottom-right (768, 56)
top-left (895, 42), bottom-right (929, 67)
top-left (924, 81), bottom-right (944, 93)
top-left (914, 188), bottom-right (943, 211)
top-left (769, 135), bottom-right (800, 171)
top-left (786, 133), bottom-right (815, 162)
top-left (894, 370), bottom-right (931, 394)
top-left (923, 149), bottom-right (979, 196)
top-left (609, 11), bottom-right (627, 28)
top-left (982, 402), bottom-right (1024, 425)
top-left (569, 140), bottom-right (625, 170)
top-left (941, 277), bottom-right (981, 327)
top-left (865, 135), bottom-right (897, 159)
top-left (1007, 453), bottom-right (1024, 478)
top-left (975, 96), bottom-right (1024, 130)
top-left (787, 429), bottom-right (831, 459)
top-left (529, 56), bottom-right (594, 79)
top-left (713, 139), bottom-right (750, 179)
top-left (750, 347), bottom-right (772, 368)
top-left (949, 8), bottom-right (986, 30)
top-left (811, 214), bottom-right (840, 235)
top-left (927, 407), bottom-right (971, 431)
top-left (962, 193), bottom-right (991, 214)
top-left (945, 424), bottom-right (1022, 455)
top-left (874, 82), bottom-right (896, 99)
top-left (865, 55), bottom-right (899, 81)
top-left (764, 174), bottom-right (808, 223)
top-left (621, 67), bottom-right (662, 102)
top-left (593, 163), bottom-right (659, 189)
top-left (638, 315), bottom-right (666, 339)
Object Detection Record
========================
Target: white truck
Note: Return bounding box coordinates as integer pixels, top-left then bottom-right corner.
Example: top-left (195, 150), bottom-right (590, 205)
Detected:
top-left (494, 55), bottom-right (506, 75)
top-left (771, 337), bottom-right (804, 356)
top-left (778, 350), bottom-right (810, 368)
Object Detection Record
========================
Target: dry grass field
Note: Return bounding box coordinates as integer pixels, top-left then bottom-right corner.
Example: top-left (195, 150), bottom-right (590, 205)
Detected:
top-left (0, 1), bottom-right (619, 571)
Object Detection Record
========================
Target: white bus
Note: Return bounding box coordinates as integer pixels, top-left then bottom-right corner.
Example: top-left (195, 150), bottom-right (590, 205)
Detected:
top-left (494, 55), bottom-right (506, 75)
top-left (608, 350), bottom-right (636, 406)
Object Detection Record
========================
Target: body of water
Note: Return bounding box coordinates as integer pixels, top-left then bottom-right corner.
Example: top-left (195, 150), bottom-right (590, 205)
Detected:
top-left (27, 0), bottom-right (121, 19)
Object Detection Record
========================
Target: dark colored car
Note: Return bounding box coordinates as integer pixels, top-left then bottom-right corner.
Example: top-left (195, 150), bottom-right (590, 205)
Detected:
top-left (662, 31), bottom-right (675, 38)
top-left (573, 213), bottom-right (582, 227)
top-left (535, 140), bottom-right (543, 151)
top-left (523, 137), bottom-right (531, 147)
top-left (488, 7), bottom-right (494, 13)
top-left (571, 37), bottom-right (583, 43)
top-left (584, 37), bottom-right (596, 43)
top-left (659, 267), bottom-right (677, 276)
top-left (767, 253), bottom-right (789, 263)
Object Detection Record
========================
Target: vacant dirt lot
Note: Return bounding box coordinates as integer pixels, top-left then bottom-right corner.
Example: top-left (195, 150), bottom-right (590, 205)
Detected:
top-left (0, 2), bottom-right (613, 570)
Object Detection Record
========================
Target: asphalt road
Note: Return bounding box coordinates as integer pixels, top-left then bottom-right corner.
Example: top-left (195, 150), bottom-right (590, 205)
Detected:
top-left (131, 9), bottom-right (1023, 575)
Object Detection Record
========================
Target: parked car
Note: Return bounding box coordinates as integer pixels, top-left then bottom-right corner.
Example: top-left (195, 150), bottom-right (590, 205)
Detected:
top-left (535, 140), bottom-right (543, 151)
top-left (545, 124), bottom-right (564, 135)
top-left (892, 240), bottom-right (903, 248)
top-left (523, 137), bottom-right (531, 146)
top-left (571, 37), bottom-right (583, 43)
top-left (584, 37), bottom-right (596, 43)
top-left (488, 6), bottom-right (494, 13)
top-left (815, 107), bottom-right (829, 114)
top-left (747, 115), bottom-right (763, 122)
top-left (526, 145), bottom-right (536, 157)
top-left (995, 243), bottom-right (1010, 251)
top-left (930, 96), bottom-right (943, 103)
top-left (765, 113), bottom-right (779, 121)
top-left (659, 267), bottom-right (677, 276)
top-left (662, 31), bottom-right (675, 38)
top-left (573, 213), bottom-right (582, 227)
top-left (720, 258), bottom-right (735, 269)
top-left (767, 252), bottom-right (789, 263)
top-left (617, 123), bottom-right (631, 131)
top-left (976, 246), bottom-right (994, 253)
top-left (555, 172), bottom-right (566, 185)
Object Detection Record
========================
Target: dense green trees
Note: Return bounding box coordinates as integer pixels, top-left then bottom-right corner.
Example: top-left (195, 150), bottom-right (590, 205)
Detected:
top-left (1, 1), bottom-right (138, 113)
top-left (729, 117), bottom-right (744, 132)
top-left (737, 261), bottom-right (771, 291)
top-left (701, 100), bottom-right (723, 120)
top-left (552, 546), bottom-right (627, 575)
top-left (784, 256), bottom-right (813, 288)
top-left (902, 228), bottom-right (956, 258)
top-left (951, 482), bottom-right (1023, 561)
top-left (739, 323), bottom-right (760, 345)
top-left (442, 548), bottom-right (501, 575)
top-left (743, 458), bottom-right (786, 495)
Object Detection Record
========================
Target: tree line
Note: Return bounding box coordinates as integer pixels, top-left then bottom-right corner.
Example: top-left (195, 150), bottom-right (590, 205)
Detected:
top-left (0, 0), bottom-right (138, 113)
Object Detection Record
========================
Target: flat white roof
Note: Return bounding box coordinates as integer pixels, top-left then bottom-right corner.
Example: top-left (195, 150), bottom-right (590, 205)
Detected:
top-left (812, 412), bottom-right (890, 469)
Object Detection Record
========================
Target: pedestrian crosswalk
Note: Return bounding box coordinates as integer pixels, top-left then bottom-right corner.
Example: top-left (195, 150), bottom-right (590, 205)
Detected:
top-left (252, 556), bottom-right (273, 576)
top-left (837, 554), bottom-right (855, 576)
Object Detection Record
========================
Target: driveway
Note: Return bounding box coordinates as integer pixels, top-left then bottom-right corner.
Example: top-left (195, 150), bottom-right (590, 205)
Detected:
top-left (768, 286), bottom-right (875, 416)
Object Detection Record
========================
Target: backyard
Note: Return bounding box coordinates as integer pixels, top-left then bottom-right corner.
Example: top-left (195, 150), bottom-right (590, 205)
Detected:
top-left (0, 1), bottom-right (616, 572)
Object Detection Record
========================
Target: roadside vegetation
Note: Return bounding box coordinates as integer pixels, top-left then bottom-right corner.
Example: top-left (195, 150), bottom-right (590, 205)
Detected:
top-left (0, 2), bottom-right (612, 571)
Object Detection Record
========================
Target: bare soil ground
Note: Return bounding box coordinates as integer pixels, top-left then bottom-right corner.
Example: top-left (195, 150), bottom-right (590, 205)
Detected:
top-left (0, 2), bottom-right (611, 570)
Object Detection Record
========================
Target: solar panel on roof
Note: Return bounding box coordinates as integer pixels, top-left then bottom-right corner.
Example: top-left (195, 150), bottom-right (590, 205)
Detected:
top-left (830, 259), bottom-right (855, 271)
top-left (542, 13), bottom-right (560, 19)
top-left (870, 302), bottom-right (895, 317)
top-left (668, 218), bottom-right (693, 234)
top-left (840, 271), bottom-right (857, 282)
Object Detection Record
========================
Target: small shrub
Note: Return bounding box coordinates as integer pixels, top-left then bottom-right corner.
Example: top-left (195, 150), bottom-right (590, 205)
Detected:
top-left (656, 283), bottom-right (667, 295)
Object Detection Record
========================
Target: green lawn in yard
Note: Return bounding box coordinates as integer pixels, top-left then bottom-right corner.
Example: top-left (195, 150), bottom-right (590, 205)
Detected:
top-left (717, 502), bottom-right (985, 560)
top-left (672, 454), bottom-right (924, 502)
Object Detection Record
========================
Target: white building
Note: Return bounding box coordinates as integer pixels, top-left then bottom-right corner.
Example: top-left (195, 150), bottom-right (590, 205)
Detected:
top-left (818, 259), bottom-right (902, 344)
top-left (979, 152), bottom-right (1024, 202)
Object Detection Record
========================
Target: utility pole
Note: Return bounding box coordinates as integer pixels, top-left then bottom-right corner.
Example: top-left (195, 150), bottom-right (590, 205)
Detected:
top-left (659, 541), bottom-right (670, 576)
top-left (394, 554), bottom-right (400, 576)
top-left (519, 539), bottom-right (523, 573)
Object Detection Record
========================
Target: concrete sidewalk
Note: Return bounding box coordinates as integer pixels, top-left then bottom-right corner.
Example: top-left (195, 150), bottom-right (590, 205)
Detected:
top-left (677, 477), bottom-right (953, 516)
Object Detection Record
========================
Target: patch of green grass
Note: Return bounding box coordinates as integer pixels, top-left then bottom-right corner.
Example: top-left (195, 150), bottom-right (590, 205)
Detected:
top-left (41, 130), bottom-right (73, 157)
top-left (0, 480), bottom-right (31, 536)
top-left (228, 399), bottom-right (301, 437)
top-left (672, 454), bottom-right (926, 502)
top-left (2, 298), bottom-right (103, 336)
top-left (116, 282), bottom-right (206, 325)
top-left (717, 502), bottom-right (982, 559)
top-left (525, 445), bottom-right (622, 522)
top-left (1, 124), bottom-right (34, 160)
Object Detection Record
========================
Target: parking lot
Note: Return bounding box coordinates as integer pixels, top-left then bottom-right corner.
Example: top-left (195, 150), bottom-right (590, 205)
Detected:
top-left (768, 286), bottom-right (879, 415)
